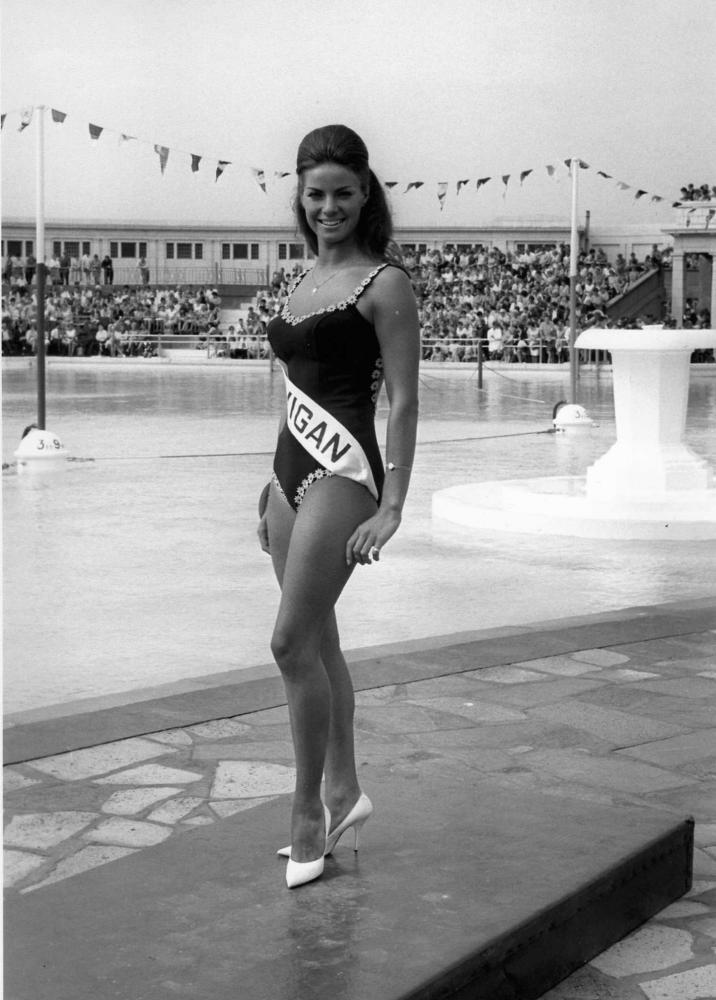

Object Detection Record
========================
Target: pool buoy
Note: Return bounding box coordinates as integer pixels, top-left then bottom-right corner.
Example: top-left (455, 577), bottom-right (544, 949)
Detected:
top-left (14, 427), bottom-right (69, 474)
top-left (552, 401), bottom-right (597, 431)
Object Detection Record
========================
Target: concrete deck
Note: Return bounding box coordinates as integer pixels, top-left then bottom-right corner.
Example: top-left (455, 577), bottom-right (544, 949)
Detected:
top-left (4, 598), bottom-right (716, 999)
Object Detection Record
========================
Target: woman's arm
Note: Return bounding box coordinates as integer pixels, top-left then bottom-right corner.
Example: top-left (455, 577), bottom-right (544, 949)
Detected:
top-left (346, 266), bottom-right (420, 566)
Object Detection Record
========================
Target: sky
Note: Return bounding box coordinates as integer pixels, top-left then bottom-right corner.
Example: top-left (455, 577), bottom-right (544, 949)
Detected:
top-left (1, 0), bottom-right (715, 233)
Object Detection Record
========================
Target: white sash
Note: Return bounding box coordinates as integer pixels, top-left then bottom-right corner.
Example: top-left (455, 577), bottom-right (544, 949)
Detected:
top-left (281, 367), bottom-right (378, 500)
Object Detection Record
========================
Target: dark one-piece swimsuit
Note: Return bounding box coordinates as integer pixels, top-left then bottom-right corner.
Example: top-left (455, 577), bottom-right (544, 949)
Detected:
top-left (266, 263), bottom-right (390, 511)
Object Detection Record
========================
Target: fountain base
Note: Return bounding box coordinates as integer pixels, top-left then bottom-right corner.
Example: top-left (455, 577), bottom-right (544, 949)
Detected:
top-left (432, 477), bottom-right (716, 540)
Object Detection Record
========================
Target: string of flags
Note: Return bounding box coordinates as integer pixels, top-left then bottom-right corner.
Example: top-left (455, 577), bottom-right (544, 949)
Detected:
top-left (0, 104), bottom-right (707, 218)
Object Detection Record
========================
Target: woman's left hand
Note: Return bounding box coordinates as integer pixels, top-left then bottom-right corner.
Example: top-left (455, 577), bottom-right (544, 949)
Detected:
top-left (346, 508), bottom-right (402, 566)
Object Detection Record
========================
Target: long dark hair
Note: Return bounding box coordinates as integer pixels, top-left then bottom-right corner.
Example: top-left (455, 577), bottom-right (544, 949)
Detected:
top-left (294, 124), bottom-right (402, 265)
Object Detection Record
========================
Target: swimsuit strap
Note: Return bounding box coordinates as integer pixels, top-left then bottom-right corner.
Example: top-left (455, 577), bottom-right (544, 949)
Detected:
top-left (281, 262), bottom-right (390, 326)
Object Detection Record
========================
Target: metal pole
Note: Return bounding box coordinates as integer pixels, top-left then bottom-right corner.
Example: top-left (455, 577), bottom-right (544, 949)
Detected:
top-left (569, 157), bottom-right (579, 404)
top-left (477, 339), bottom-right (483, 389)
top-left (36, 105), bottom-right (47, 429)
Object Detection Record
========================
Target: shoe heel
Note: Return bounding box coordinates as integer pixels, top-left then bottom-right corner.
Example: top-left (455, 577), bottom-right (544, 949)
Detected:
top-left (353, 818), bottom-right (367, 852)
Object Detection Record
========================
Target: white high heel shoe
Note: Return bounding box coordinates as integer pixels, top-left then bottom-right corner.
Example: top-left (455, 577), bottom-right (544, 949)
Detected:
top-left (325, 793), bottom-right (372, 855)
top-left (285, 805), bottom-right (330, 889)
top-left (278, 793), bottom-right (373, 858)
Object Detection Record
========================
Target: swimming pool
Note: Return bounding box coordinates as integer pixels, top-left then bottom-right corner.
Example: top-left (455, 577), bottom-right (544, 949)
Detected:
top-left (4, 360), bottom-right (715, 716)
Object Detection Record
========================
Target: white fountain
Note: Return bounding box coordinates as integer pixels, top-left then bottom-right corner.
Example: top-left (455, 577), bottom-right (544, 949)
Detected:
top-left (432, 327), bottom-right (716, 540)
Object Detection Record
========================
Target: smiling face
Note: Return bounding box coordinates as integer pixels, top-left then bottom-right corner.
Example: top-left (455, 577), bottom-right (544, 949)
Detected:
top-left (299, 162), bottom-right (368, 250)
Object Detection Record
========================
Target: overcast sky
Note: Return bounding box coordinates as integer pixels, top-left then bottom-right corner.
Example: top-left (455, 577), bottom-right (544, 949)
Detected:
top-left (2, 0), bottom-right (714, 231)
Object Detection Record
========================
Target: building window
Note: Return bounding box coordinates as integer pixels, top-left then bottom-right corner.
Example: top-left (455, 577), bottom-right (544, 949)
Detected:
top-left (166, 242), bottom-right (201, 260)
top-left (82, 241), bottom-right (90, 256)
top-left (110, 242), bottom-right (118, 258)
top-left (7, 240), bottom-right (23, 257)
top-left (222, 242), bottom-right (260, 261)
top-left (121, 242), bottom-right (136, 258)
top-left (278, 242), bottom-right (306, 261)
top-left (25, 240), bottom-right (34, 256)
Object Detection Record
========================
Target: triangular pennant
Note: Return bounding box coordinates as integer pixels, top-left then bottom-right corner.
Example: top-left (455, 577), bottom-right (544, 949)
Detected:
top-left (519, 169), bottom-right (533, 185)
top-left (1, 114), bottom-right (6, 130)
top-left (154, 144), bottom-right (169, 174)
top-left (476, 177), bottom-right (491, 190)
top-left (672, 201), bottom-right (682, 208)
top-left (119, 133), bottom-right (136, 144)
top-left (456, 179), bottom-right (469, 194)
top-left (89, 122), bottom-right (103, 140)
top-left (437, 182), bottom-right (448, 210)
top-left (651, 195), bottom-right (663, 203)
top-left (216, 159), bottom-right (230, 182)
top-left (617, 182), bottom-right (630, 191)
top-left (191, 154), bottom-right (201, 173)
top-left (51, 109), bottom-right (67, 123)
top-left (579, 160), bottom-right (590, 169)
top-left (384, 181), bottom-right (398, 189)
top-left (251, 167), bottom-right (266, 192)
top-left (545, 165), bottom-right (556, 177)
top-left (18, 107), bottom-right (33, 132)
top-left (597, 171), bottom-right (612, 179)
top-left (502, 175), bottom-right (510, 198)
top-left (564, 159), bottom-right (573, 170)
top-left (634, 190), bottom-right (647, 200)
top-left (405, 181), bottom-right (424, 192)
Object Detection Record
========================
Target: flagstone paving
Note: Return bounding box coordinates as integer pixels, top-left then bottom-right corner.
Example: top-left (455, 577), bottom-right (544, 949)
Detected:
top-left (4, 609), bottom-right (716, 999)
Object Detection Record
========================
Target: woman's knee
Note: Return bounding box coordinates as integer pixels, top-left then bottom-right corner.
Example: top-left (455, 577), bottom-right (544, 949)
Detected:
top-left (271, 623), bottom-right (317, 678)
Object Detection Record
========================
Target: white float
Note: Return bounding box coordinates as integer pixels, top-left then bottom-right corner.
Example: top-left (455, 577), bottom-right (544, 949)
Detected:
top-left (553, 402), bottom-right (597, 431)
top-left (433, 327), bottom-right (716, 539)
top-left (14, 428), bottom-right (68, 474)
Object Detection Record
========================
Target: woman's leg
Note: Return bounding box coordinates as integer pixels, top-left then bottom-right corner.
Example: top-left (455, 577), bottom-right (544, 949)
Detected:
top-left (320, 614), bottom-right (363, 831)
top-left (266, 476), bottom-right (376, 862)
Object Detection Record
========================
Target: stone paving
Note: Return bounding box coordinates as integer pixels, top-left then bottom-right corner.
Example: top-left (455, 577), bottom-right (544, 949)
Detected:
top-left (4, 613), bottom-right (716, 999)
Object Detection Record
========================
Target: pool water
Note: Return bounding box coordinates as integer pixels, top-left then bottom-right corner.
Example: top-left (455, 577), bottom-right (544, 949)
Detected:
top-left (3, 360), bottom-right (716, 716)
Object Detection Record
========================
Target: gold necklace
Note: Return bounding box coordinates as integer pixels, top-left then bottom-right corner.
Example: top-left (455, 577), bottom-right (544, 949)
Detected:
top-left (310, 268), bottom-right (342, 295)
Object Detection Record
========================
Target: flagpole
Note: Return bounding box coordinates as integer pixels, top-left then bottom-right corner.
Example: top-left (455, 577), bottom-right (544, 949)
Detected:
top-left (569, 156), bottom-right (579, 404)
top-left (36, 104), bottom-right (47, 429)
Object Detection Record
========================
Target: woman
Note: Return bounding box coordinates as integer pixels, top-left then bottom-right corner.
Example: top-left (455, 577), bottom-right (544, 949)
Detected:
top-left (258, 125), bottom-right (419, 889)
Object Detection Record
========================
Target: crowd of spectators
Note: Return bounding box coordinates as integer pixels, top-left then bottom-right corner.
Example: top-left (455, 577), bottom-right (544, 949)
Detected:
top-left (403, 243), bottom-right (668, 362)
top-left (4, 244), bottom-right (712, 364)
top-left (1, 283), bottom-right (221, 357)
top-left (679, 183), bottom-right (716, 202)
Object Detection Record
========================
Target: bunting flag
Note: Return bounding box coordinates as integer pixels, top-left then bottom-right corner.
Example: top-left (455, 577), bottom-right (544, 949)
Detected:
top-left (154, 144), bottom-right (169, 174)
top-left (2, 101), bottom-right (684, 211)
